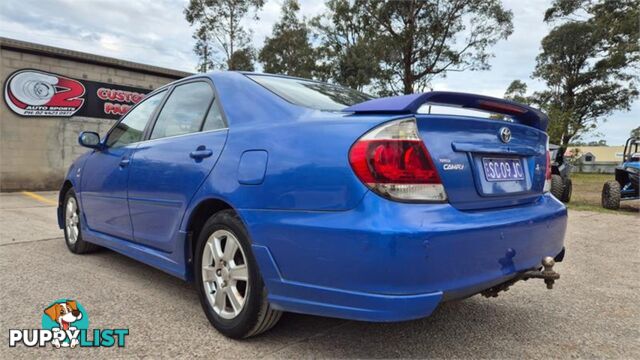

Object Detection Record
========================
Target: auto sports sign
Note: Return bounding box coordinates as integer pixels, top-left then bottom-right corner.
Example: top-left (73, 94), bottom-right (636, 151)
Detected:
top-left (4, 69), bottom-right (151, 119)
top-left (4, 69), bottom-right (85, 116)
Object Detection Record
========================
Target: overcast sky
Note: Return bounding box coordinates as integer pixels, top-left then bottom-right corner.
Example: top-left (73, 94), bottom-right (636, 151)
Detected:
top-left (1, 0), bottom-right (637, 145)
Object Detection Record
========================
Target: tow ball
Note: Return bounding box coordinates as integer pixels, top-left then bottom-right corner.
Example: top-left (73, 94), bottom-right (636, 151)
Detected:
top-left (481, 256), bottom-right (560, 298)
top-left (522, 256), bottom-right (561, 289)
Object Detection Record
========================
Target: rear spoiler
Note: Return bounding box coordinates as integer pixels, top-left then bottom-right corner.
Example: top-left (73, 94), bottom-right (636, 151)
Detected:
top-left (343, 91), bottom-right (549, 131)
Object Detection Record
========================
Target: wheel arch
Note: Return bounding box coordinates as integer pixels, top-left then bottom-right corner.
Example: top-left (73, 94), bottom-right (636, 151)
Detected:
top-left (57, 180), bottom-right (74, 229)
top-left (614, 168), bottom-right (629, 185)
top-left (183, 197), bottom-right (239, 279)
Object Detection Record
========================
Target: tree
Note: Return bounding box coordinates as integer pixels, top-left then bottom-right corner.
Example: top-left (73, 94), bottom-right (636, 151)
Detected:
top-left (631, 126), bottom-right (640, 139)
top-left (259, 0), bottom-right (317, 78)
top-left (230, 48), bottom-right (256, 71)
top-left (532, 0), bottom-right (639, 148)
top-left (504, 80), bottom-right (530, 105)
top-left (364, 0), bottom-right (514, 95)
top-left (311, 0), bottom-right (383, 89)
top-left (193, 27), bottom-right (214, 73)
top-left (185, 0), bottom-right (264, 71)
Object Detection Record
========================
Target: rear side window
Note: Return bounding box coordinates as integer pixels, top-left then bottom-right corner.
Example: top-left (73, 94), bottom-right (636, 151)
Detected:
top-left (150, 82), bottom-right (214, 140)
top-left (247, 74), bottom-right (372, 111)
top-left (107, 90), bottom-right (166, 148)
top-left (202, 101), bottom-right (226, 131)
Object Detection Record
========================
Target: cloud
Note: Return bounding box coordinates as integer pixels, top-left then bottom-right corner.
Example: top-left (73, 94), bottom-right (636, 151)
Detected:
top-left (0, 0), bottom-right (196, 70)
top-left (0, 0), bottom-right (636, 144)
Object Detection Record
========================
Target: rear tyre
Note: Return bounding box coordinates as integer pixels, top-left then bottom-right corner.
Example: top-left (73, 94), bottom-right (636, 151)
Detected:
top-left (195, 210), bottom-right (281, 339)
top-left (63, 189), bottom-right (99, 254)
top-left (560, 177), bottom-right (572, 203)
top-left (550, 174), bottom-right (564, 200)
top-left (601, 180), bottom-right (621, 210)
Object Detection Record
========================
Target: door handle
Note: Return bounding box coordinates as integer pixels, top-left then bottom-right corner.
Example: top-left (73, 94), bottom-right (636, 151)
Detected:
top-left (190, 149), bottom-right (213, 159)
top-left (119, 158), bottom-right (130, 167)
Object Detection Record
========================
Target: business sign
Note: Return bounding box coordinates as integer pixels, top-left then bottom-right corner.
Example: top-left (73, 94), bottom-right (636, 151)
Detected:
top-left (3, 69), bottom-right (151, 119)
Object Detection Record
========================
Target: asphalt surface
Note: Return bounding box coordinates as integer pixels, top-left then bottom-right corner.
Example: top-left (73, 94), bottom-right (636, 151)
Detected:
top-left (0, 191), bottom-right (638, 358)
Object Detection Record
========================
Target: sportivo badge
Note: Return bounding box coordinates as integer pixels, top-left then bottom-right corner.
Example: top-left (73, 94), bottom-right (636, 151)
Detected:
top-left (4, 69), bottom-right (86, 117)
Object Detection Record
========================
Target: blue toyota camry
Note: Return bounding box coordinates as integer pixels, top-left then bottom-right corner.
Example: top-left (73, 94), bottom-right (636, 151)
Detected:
top-left (58, 72), bottom-right (567, 338)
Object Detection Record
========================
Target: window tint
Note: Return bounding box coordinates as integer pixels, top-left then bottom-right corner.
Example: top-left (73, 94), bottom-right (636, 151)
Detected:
top-left (202, 101), bottom-right (226, 131)
top-left (150, 82), bottom-right (213, 140)
top-left (106, 90), bottom-right (166, 148)
top-left (246, 74), bottom-right (373, 111)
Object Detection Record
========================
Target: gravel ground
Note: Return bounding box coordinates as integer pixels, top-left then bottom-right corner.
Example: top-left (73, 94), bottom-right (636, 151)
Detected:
top-left (0, 192), bottom-right (638, 358)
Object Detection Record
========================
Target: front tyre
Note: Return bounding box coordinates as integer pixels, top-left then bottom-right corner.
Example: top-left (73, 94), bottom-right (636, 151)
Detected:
top-left (601, 180), bottom-right (621, 210)
top-left (195, 210), bottom-right (281, 338)
top-left (63, 189), bottom-right (99, 254)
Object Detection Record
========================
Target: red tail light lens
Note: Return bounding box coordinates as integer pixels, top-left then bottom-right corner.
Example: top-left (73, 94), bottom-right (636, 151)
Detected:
top-left (349, 119), bottom-right (446, 202)
top-left (350, 140), bottom-right (440, 184)
top-left (545, 150), bottom-right (552, 180)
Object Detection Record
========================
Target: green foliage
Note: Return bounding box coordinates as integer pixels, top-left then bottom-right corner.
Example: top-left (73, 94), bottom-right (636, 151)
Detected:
top-left (543, 0), bottom-right (586, 21)
top-left (313, 0), bottom-right (513, 95)
top-left (193, 27), bottom-right (214, 73)
top-left (258, 0), bottom-right (317, 78)
top-left (311, 0), bottom-right (382, 90)
top-left (229, 48), bottom-right (256, 71)
top-left (185, 0), bottom-right (264, 71)
top-left (504, 80), bottom-right (530, 105)
top-left (365, 0), bottom-right (513, 95)
top-left (532, 0), bottom-right (639, 147)
top-left (631, 126), bottom-right (640, 139)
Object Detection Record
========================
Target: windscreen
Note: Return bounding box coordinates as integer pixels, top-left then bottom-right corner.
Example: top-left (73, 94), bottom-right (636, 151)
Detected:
top-left (247, 74), bottom-right (373, 111)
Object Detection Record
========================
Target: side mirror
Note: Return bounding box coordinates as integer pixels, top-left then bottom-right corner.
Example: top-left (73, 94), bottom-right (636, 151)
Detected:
top-left (78, 131), bottom-right (103, 149)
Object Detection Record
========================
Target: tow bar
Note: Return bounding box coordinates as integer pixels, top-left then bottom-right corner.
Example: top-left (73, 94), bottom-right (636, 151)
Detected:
top-left (481, 256), bottom-right (560, 298)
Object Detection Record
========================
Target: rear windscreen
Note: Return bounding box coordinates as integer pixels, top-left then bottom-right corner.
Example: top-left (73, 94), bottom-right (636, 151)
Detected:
top-left (247, 74), bottom-right (373, 111)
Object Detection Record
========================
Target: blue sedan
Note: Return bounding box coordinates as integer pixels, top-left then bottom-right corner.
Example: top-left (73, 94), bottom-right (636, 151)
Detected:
top-left (58, 72), bottom-right (567, 338)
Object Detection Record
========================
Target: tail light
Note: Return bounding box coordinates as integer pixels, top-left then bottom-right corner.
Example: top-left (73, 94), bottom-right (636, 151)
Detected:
top-left (543, 139), bottom-right (552, 192)
top-left (349, 118), bottom-right (446, 202)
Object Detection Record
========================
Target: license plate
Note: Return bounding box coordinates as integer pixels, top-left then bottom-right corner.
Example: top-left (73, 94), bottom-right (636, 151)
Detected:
top-left (482, 157), bottom-right (524, 181)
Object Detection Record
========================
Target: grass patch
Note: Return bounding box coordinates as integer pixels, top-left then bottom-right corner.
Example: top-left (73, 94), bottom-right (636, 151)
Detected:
top-left (567, 172), bottom-right (639, 214)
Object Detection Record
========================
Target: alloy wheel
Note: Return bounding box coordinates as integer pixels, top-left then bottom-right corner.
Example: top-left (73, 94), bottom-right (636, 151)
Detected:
top-left (201, 230), bottom-right (249, 319)
top-left (65, 197), bottom-right (79, 244)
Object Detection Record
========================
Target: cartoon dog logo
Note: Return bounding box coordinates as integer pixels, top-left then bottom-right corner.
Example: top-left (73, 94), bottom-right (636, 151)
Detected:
top-left (43, 300), bottom-right (83, 348)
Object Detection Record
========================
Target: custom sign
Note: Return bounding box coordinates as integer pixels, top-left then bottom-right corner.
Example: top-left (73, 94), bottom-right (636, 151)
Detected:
top-left (3, 69), bottom-right (151, 119)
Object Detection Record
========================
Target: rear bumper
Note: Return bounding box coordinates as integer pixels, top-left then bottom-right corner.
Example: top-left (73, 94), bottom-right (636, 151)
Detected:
top-left (240, 193), bottom-right (567, 322)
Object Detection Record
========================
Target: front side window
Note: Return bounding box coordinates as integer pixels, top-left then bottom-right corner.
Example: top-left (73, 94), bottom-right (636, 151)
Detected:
top-left (150, 82), bottom-right (214, 140)
top-left (246, 74), bottom-right (372, 111)
top-left (106, 90), bottom-right (166, 148)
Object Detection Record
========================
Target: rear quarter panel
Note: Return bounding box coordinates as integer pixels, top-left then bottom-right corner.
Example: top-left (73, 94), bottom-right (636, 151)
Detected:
top-left (186, 72), bottom-right (398, 213)
top-left (191, 112), bottom-right (388, 211)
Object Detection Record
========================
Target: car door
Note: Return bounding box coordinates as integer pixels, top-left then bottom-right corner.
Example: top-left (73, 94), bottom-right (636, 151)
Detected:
top-left (80, 90), bottom-right (167, 240)
top-left (127, 79), bottom-right (228, 252)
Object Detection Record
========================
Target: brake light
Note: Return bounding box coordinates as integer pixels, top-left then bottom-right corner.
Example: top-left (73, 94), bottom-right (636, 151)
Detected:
top-left (543, 144), bottom-right (552, 193)
top-left (477, 100), bottom-right (527, 115)
top-left (349, 118), bottom-right (447, 202)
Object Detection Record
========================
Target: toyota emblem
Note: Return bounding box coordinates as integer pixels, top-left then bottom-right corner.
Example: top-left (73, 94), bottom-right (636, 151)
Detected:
top-left (499, 127), bottom-right (511, 143)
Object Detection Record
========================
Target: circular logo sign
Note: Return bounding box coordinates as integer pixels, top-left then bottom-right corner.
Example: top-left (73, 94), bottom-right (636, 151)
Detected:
top-left (4, 69), bottom-right (86, 117)
top-left (499, 127), bottom-right (512, 143)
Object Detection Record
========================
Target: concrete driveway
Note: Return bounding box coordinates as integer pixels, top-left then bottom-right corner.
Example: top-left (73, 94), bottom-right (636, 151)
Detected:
top-left (1, 191), bottom-right (638, 358)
